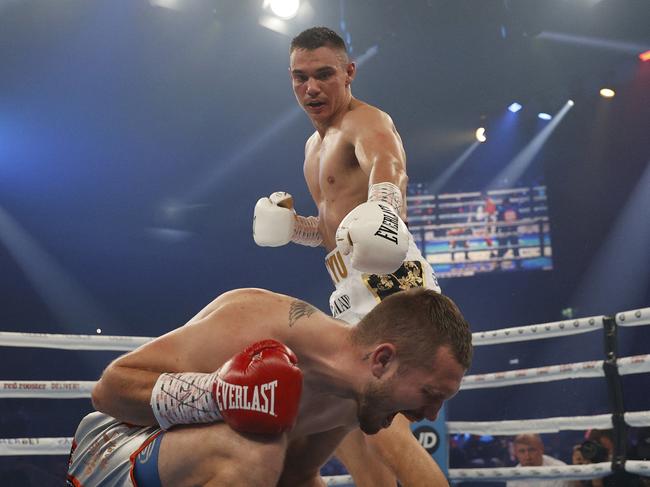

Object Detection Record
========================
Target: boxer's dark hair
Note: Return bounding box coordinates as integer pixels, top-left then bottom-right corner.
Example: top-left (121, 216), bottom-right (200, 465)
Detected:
top-left (290, 27), bottom-right (348, 59)
top-left (352, 288), bottom-right (473, 370)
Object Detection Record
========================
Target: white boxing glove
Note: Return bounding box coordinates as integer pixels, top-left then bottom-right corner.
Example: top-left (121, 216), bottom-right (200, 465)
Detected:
top-left (253, 192), bottom-right (296, 247)
top-left (335, 201), bottom-right (409, 274)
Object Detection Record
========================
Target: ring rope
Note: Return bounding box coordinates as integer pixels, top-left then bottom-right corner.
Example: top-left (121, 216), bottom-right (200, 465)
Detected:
top-left (447, 411), bottom-right (650, 435)
top-left (625, 461), bottom-right (650, 477)
top-left (0, 437), bottom-right (73, 456)
top-left (448, 413), bottom-right (613, 435)
top-left (448, 463), bottom-right (613, 481)
top-left (0, 331), bottom-right (152, 351)
top-left (5, 411), bottom-right (650, 456)
top-left (460, 354), bottom-right (650, 390)
top-left (2, 438), bottom-right (648, 481)
top-left (0, 381), bottom-right (94, 398)
top-left (618, 354), bottom-right (650, 376)
top-left (616, 307), bottom-right (650, 327)
top-left (0, 312), bottom-right (617, 353)
top-left (471, 316), bottom-right (604, 346)
top-left (625, 410), bottom-right (650, 427)
top-left (1, 355), bottom-right (647, 398)
top-left (461, 359), bottom-right (604, 390)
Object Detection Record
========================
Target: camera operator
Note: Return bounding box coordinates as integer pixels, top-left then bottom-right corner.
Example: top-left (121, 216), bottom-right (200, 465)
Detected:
top-left (571, 429), bottom-right (641, 487)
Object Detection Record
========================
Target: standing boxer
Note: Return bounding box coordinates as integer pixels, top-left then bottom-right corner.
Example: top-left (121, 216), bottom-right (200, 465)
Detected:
top-left (67, 287), bottom-right (471, 487)
top-left (253, 26), bottom-right (449, 487)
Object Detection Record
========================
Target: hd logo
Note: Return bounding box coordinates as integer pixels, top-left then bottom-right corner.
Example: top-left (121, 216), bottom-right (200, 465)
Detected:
top-left (412, 424), bottom-right (440, 454)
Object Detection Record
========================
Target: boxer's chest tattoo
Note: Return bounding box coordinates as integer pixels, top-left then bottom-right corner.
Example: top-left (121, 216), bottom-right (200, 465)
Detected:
top-left (289, 300), bottom-right (317, 327)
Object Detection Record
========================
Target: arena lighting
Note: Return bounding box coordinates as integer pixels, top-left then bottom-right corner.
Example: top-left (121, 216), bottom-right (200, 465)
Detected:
top-left (572, 162), bottom-right (650, 313)
top-left (429, 141), bottom-right (481, 194)
top-left (639, 50), bottom-right (650, 62)
top-left (268, 0), bottom-right (300, 19)
top-left (0, 205), bottom-right (116, 331)
top-left (537, 32), bottom-right (649, 56)
top-left (475, 127), bottom-right (487, 143)
top-left (600, 88), bottom-right (616, 98)
top-left (508, 102), bottom-right (523, 113)
top-left (489, 100), bottom-right (574, 189)
top-left (538, 113), bottom-right (552, 121)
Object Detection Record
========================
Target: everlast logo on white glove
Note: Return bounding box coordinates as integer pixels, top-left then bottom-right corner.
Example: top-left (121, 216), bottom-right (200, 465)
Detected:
top-left (374, 204), bottom-right (400, 244)
top-left (335, 201), bottom-right (409, 274)
top-left (214, 378), bottom-right (278, 417)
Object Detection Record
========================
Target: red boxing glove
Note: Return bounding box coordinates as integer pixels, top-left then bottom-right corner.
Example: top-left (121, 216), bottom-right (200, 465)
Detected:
top-left (212, 339), bottom-right (303, 435)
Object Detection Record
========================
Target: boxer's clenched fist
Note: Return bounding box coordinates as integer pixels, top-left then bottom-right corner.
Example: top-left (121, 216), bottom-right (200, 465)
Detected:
top-left (335, 201), bottom-right (409, 274)
top-left (151, 339), bottom-right (302, 435)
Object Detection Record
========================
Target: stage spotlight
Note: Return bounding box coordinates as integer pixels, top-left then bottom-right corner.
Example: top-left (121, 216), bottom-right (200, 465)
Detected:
top-left (600, 88), bottom-right (615, 98)
top-left (268, 0), bottom-right (300, 19)
top-left (538, 112), bottom-right (552, 121)
top-left (475, 127), bottom-right (487, 143)
top-left (640, 50), bottom-right (650, 62)
top-left (508, 102), bottom-right (523, 113)
top-left (567, 99), bottom-right (575, 107)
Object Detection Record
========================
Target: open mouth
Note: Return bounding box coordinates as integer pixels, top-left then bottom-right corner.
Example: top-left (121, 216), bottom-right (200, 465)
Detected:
top-left (306, 101), bottom-right (325, 109)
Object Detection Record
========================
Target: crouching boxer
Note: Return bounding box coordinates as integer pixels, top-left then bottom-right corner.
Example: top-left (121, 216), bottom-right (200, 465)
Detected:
top-left (67, 287), bottom-right (472, 487)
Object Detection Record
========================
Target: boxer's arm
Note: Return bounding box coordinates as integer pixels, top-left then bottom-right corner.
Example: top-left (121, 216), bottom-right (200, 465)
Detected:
top-left (92, 289), bottom-right (290, 426)
top-left (345, 108), bottom-right (408, 210)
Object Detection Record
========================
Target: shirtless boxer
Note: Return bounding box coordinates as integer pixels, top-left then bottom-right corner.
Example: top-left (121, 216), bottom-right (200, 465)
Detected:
top-left (66, 287), bottom-right (472, 487)
top-left (253, 27), bottom-right (447, 486)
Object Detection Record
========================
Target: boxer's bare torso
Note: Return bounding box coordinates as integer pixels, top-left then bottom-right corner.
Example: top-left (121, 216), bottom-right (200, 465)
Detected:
top-left (290, 46), bottom-right (408, 252)
top-left (303, 99), bottom-right (408, 251)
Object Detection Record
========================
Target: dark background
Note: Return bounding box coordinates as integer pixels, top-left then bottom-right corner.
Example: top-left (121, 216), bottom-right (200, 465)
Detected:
top-left (0, 0), bottom-right (649, 484)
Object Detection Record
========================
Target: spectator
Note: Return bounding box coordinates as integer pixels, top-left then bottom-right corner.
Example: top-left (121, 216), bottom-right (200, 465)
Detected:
top-left (506, 434), bottom-right (571, 487)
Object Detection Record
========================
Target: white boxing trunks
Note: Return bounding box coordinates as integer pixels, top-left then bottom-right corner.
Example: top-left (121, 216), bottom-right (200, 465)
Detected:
top-left (67, 411), bottom-right (161, 487)
top-left (325, 233), bottom-right (440, 325)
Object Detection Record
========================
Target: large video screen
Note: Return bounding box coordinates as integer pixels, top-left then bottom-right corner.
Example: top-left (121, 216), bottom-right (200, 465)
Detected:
top-left (407, 185), bottom-right (553, 278)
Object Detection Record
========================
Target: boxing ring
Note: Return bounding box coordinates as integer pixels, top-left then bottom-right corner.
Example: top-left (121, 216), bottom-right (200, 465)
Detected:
top-left (2, 307), bottom-right (650, 485)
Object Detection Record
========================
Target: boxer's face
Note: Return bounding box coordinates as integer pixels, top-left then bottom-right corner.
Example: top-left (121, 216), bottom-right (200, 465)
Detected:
top-left (357, 346), bottom-right (464, 435)
top-left (289, 46), bottom-right (355, 125)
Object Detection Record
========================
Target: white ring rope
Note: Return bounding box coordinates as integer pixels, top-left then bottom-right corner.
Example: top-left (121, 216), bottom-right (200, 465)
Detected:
top-left (625, 410), bottom-right (650, 427)
top-left (618, 354), bottom-right (650, 376)
top-left (0, 315), bottom-right (610, 353)
top-left (471, 316), bottom-right (604, 346)
top-left (0, 381), bottom-right (94, 398)
top-left (616, 307), bottom-right (650, 327)
top-left (0, 437), bottom-right (73, 456)
top-left (461, 359), bottom-right (604, 389)
top-left (449, 463), bottom-right (613, 481)
top-left (448, 413), bottom-right (614, 435)
top-left (5, 411), bottom-right (650, 456)
top-left (0, 331), bottom-right (152, 351)
top-left (625, 461), bottom-right (650, 477)
top-left (1, 355), bottom-right (648, 398)
top-left (460, 354), bottom-right (650, 390)
top-left (448, 411), bottom-right (650, 435)
top-left (2, 438), bottom-right (648, 480)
